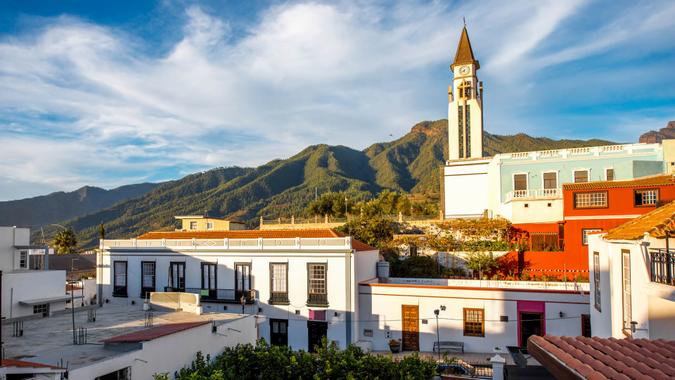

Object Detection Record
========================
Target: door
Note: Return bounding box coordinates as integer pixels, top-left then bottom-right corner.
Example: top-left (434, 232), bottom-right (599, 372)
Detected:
top-left (270, 319), bottom-right (288, 346)
top-left (141, 262), bottom-right (155, 298)
top-left (402, 305), bottom-right (419, 351)
top-left (235, 263), bottom-right (252, 301)
top-left (201, 263), bottom-right (217, 299)
top-left (519, 312), bottom-right (544, 348)
top-left (307, 321), bottom-right (328, 352)
top-left (169, 262), bottom-right (185, 292)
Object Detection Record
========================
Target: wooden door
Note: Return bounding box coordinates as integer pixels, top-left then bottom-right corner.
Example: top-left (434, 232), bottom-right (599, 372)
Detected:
top-left (402, 305), bottom-right (419, 351)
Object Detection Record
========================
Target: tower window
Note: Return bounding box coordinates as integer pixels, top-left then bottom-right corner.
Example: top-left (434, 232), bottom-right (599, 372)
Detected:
top-left (465, 104), bottom-right (471, 157)
top-left (458, 80), bottom-right (472, 99)
top-left (458, 105), bottom-right (464, 158)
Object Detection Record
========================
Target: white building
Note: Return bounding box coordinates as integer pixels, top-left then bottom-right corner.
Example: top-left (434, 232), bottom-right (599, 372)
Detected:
top-left (98, 229), bottom-right (379, 351)
top-left (358, 277), bottom-right (590, 353)
top-left (588, 201), bottom-right (675, 339)
top-left (441, 27), bottom-right (669, 223)
top-left (2, 301), bottom-right (255, 380)
top-left (0, 226), bottom-right (69, 319)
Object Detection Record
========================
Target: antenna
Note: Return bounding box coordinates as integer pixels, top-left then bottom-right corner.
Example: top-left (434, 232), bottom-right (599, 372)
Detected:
top-left (463, 17), bottom-right (466, 27)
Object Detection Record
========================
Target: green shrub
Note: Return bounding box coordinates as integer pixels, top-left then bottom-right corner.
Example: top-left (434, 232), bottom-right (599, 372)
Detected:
top-left (161, 339), bottom-right (438, 380)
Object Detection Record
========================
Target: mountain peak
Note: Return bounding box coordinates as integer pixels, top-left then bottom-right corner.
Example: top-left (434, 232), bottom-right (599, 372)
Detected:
top-left (639, 120), bottom-right (675, 144)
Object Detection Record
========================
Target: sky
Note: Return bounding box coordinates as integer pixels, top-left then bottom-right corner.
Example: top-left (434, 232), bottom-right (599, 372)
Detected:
top-left (1, 0), bottom-right (674, 201)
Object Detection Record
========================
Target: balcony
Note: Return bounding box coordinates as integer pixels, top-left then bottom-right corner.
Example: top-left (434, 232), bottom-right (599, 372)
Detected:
top-left (649, 249), bottom-right (675, 286)
top-left (307, 293), bottom-right (329, 307)
top-left (164, 287), bottom-right (257, 304)
top-left (505, 188), bottom-right (562, 202)
top-left (269, 292), bottom-right (290, 305)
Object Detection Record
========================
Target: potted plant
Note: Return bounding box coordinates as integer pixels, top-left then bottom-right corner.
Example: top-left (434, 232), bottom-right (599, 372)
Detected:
top-left (389, 339), bottom-right (401, 353)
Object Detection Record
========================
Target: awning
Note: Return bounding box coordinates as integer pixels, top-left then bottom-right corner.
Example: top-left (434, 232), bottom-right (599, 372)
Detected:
top-left (19, 295), bottom-right (82, 305)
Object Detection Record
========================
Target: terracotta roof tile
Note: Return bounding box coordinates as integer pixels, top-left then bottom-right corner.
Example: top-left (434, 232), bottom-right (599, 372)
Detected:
top-left (136, 228), bottom-right (377, 252)
top-left (1, 359), bottom-right (64, 370)
top-left (103, 321), bottom-right (209, 344)
top-left (604, 201), bottom-right (675, 240)
top-left (563, 174), bottom-right (675, 191)
top-left (528, 335), bottom-right (675, 380)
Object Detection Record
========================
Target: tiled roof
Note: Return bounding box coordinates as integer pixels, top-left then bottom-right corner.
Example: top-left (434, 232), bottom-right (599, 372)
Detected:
top-left (452, 26), bottom-right (479, 69)
top-left (1, 358), bottom-right (64, 370)
top-left (563, 174), bottom-right (675, 191)
top-left (102, 321), bottom-right (210, 343)
top-left (604, 201), bottom-right (675, 240)
top-left (528, 335), bottom-right (675, 380)
top-left (136, 229), bottom-right (377, 252)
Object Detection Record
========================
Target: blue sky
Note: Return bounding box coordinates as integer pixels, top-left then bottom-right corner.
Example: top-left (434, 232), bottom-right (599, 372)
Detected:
top-left (1, 0), bottom-right (674, 200)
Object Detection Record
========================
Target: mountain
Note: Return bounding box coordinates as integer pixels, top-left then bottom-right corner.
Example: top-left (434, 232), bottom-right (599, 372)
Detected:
top-left (53, 119), bottom-right (615, 248)
top-left (0, 183), bottom-right (160, 228)
top-left (639, 121), bottom-right (675, 143)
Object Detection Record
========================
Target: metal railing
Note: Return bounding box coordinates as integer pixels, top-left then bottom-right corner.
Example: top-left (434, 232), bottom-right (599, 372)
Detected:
top-left (649, 249), bottom-right (675, 286)
top-left (269, 292), bottom-right (290, 304)
top-left (505, 188), bottom-right (562, 202)
top-left (307, 293), bottom-right (329, 307)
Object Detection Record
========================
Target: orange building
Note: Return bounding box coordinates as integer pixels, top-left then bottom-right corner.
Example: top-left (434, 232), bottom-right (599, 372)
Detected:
top-left (504, 174), bottom-right (675, 279)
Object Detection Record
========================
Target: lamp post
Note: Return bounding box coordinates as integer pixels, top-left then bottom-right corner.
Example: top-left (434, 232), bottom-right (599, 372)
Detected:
top-left (240, 294), bottom-right (246, 314)
top-left (434, 309), bottom-right (440, 361)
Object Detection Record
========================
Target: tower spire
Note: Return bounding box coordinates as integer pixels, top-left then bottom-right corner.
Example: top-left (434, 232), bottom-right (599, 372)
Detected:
top-left (451, 26), bottom-right (479, 70)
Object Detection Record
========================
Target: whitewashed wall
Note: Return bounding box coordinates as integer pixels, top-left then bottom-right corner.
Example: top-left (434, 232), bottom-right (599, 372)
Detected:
top-left (2, 270), bottom-right (67, 319)
top-left (68, 315), bottom-right (256, 380)
top-left (99, 246), bottom-right (378, 351)
top-left (358, 282), bottom-right (590, 353)
top-left (443, 160), bottom-right (491, 218)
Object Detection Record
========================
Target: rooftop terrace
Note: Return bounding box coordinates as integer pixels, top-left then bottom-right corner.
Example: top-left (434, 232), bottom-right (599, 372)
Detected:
top-left (2, 304), bottom-right (246, 370)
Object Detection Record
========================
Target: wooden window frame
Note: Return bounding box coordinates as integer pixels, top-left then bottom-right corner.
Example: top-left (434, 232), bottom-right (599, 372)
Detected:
top-left (113, 261), bottom-right (128, 297)
top-left (573, 169), bottom-right (590, 183)
top-left (634, 188), bottom-right (659, 207)
top-left (605, 168), bottom-right (614, 181)
top-left (201, 262), bottom-right (217, 290)
top-left (581, 314), bottom-right (591, 338)
top-left (307, 263), bottom-right (328, 307)
top-left (513, 173), bottom-right (528, 192)
top-left (542, 171), bottom-right (558, 190)
top-left (463, 308), bottom-right (485, 337)
top-left (140, 261), bottom-right (156, 298)
top-left (168, 261), bottom-right (186, 292)
top-left (573, 191), bottom-right (608, 209)
top-left (582, 228), bottom-right (602, 246)
top-left (621, 249), bottom-right (632, 332)
top-left (269, 263), bottom-right (289, 305)
top-left (593, 252), bottom-right (601, 312)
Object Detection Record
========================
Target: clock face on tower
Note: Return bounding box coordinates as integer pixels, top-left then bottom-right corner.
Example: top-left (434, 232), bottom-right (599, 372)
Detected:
top-left (459, 66), bottom-right (470, 75)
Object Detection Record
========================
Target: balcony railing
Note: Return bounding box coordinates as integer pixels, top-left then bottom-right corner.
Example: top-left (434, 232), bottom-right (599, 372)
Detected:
top-left (164, 287), bottom-right (257, 304)
top-left (505, 188), bottom-right (562, 202)
top-left (649, 249), bottom-right (675, 286)
top-left (307, 293), bottom-right (329, 307)
top-left (269, 292), bottom-right (290, 305)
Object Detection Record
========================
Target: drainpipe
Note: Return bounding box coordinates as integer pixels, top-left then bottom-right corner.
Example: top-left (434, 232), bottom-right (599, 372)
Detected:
top-left (345, 250), bottom-right (352, 347)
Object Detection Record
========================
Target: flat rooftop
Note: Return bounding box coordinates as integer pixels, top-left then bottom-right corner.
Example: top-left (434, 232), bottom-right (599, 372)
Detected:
top-left (2, 304), bottom-right (247, 370)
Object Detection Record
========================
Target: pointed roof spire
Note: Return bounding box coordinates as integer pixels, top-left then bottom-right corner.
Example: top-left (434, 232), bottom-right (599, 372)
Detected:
top-left (451, 25), bottom-right (479, 70)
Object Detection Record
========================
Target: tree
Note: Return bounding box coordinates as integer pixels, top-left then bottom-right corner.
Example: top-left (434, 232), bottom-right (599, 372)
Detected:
top-left (397, 256), bottom-right (440, 278)
top-left (464, 251), bottom-right (498, 279)
top-left (52, 228), bottom-right (78, 254)
top-left (337, 216), bottom-right (395, 248)
top-left (306, 192), bottom-right (353, 217)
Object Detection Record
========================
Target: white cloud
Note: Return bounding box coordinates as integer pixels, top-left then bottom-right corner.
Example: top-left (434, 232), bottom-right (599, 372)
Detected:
top-left (1, 1), bottom-right (674, 200)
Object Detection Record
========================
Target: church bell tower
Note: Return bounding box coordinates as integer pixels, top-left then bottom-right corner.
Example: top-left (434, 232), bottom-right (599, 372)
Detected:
top-left (448, 26), bottom-right (484, 160)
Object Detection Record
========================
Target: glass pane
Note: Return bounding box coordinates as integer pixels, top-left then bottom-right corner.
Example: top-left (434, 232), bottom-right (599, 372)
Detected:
top-left (514, 174), bottom-right (527, 191)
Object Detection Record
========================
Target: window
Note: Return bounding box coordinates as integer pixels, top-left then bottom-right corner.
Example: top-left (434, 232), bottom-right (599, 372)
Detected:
top-left (189, 221), bottom-right (198, 230)
top-left (168, 262), bottom-right (186, 291)
top-left (463, 308), bottom-right (484, 337)
top-left (307, 263), bottom-right (328, 306)
top-left (96, 367), bottom-right (131, 380)
top-left (582, 229), bottom-right (602, 245)
top-left (19, 250), bottom-right (28, 269)
top-left (530, 233), bottom-right (560, 251)
top-left (593, 252), bottom-right (601, 312)
top-left (465, 104), bottom-right (471, 157)
top-left (270, 263), bottom-right (289, 304)
top-left (458, 105), bottom-right (464, 158)
top-left (141, 262), bottom-right (155, 298)
top-left (574, 191), bottom-right (607, 208)
top-left (113, 261), bottom-right (128, 297)
top-left (634, 189), bottom-right (658, 206)
top-left (206, 222), bottom-right (214, 230)
top-left (543, 172), bottom-right (557, 190)
top-left (605, 168), bottom-right (614, 181)
top-left (573, 170), bottom-right (589, 183)
top-left (513, 173), bottom-right (528, 197)
top-left (33, 303), bottom-right (49, 317)
top-left (581, 314), bottom-right (591, 337)
top-left (622, 250), bottom-right (632, 331)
